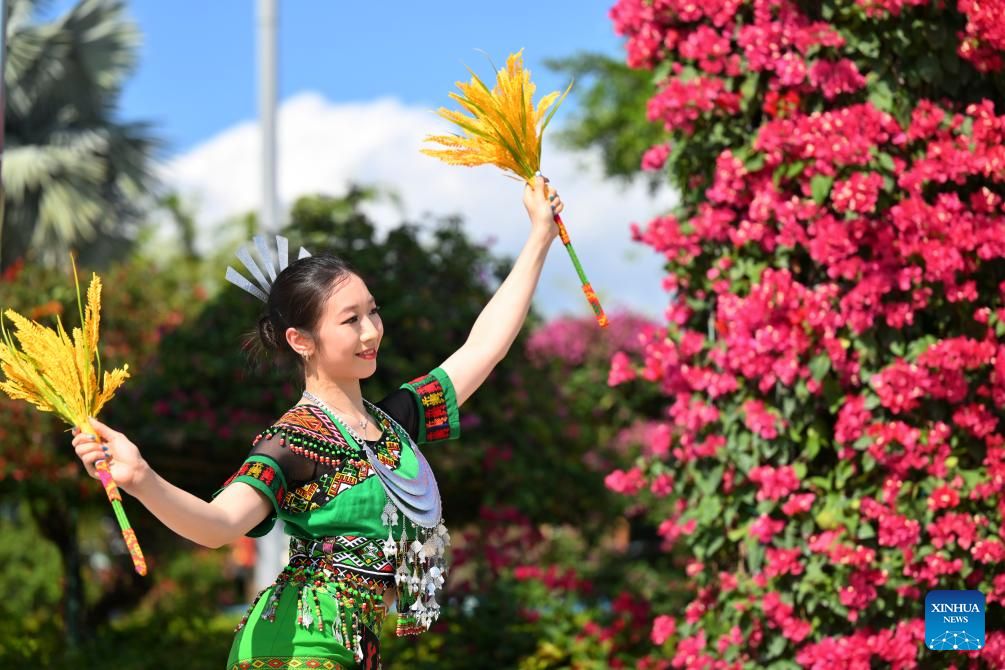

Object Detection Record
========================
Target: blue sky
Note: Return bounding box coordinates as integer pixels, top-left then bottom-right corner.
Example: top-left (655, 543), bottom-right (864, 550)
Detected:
top-left (40, 1), bottom-right (672, 322)
top-left (51, 1), bottom-right (628, 157)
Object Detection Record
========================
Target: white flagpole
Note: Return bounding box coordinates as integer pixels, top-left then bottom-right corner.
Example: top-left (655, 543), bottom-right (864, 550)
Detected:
top-left (253, 0), bottom-right (287, 596)
top-left (0, 0), bottom-right (9, 261)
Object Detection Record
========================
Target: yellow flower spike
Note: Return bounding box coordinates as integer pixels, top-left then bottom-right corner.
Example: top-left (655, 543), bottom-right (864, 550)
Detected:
top-left (421, 48), bottom-right (573, 183)
top-left (422, 49), bottom-right (609, 328)
top-left (0, 253), bottom-right (146, 575)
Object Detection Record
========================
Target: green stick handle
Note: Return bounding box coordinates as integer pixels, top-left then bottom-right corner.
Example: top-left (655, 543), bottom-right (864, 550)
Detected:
top-left (553, 212), bottom-right (608, 328)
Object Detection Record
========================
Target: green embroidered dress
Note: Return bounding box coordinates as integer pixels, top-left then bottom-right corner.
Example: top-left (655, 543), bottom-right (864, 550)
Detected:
top-left (213, 367), bottom-right (461, 670)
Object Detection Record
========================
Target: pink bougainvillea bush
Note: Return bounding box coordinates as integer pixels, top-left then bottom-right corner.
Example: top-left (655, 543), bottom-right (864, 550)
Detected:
top-left (606, 0), bottom-right (1005, 667)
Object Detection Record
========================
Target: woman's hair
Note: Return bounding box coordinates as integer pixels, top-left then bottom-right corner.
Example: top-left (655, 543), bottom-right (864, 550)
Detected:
top-left (241, 252), bottom-right (360, 379)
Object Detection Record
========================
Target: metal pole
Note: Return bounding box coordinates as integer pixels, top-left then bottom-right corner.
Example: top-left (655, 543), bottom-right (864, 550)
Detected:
top-left (0, 0), bottom-right (9, 267)
top-left (253, 0), bottom-right (286, 596)
top-left (258, 0), bottom-right (277, 235)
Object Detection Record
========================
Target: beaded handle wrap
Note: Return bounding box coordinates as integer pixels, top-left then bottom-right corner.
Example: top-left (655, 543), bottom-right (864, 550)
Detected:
top-left (553, 211), bottom-right (608, 328)
top-left (80, 419), bottom-right (147, 576)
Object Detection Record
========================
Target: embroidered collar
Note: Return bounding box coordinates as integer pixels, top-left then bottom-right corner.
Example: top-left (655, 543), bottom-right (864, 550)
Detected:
top-left (254, 404), bottom-right (403, 469)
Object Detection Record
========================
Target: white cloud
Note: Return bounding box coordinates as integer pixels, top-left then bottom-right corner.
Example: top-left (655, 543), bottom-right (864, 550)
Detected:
top-left (156, 91), bottom-right (675, 323)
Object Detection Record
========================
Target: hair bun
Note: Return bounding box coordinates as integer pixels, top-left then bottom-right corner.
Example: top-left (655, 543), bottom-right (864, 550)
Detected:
top-left (258, 314), bottom-right (279, 351)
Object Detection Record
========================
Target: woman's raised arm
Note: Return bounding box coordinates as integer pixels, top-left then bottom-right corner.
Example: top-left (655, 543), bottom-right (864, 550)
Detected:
top-left (442, 176), bottom-right (564, 405)
top-left (72, 417), bottom-right (272, 549)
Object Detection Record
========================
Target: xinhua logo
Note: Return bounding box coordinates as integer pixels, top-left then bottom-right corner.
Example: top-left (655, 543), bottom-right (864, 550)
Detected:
top-left (925, 590), bottom-right (985, 651)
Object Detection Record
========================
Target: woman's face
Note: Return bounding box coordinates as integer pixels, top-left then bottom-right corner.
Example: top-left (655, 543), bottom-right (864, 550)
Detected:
top-left (309, 273), bottom-right (382, 380)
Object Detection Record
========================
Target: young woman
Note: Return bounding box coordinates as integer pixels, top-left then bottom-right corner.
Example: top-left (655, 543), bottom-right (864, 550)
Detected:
top-left (70, 175), bottom-right (563, 669)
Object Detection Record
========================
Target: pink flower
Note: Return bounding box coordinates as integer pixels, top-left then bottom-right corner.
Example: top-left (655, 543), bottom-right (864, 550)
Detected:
top-left (641, 143), bottom-right (672, 171)
top-left (774, 52), bottom-right (808, 86)
top-left (952, 402), bottom-right (999, 438)
top-left (830, 171), bottom-right (885, 213)
top-left (604, 467), bottom-right (646, 495)
top-left (650, 472), bottom-right (674, 497)
top-left (647, 75), bottom-right (741, 135)
top-left (761, 592), bottom-right (812, 643)
top-left (808, 59), bottom-right (866, 99)
top-left (838, 568), bottom-right (886, 620)
top-left (608, 351), bottom-right (637, 386)
top-left (678, 25), bottom-right (732, 74)
top-left (781, 493), bottom-right (816, 515)
top-left (872, 508), bottom-right (921, 549)
top-left (972, 538), bottom-right (1005, 564)
top-left (651, 614), bottom-right (676, 645)
top-left (750, 514), bottom-right (786, 543)
top-left (835, 395), bottom-right (871, 445)
top-left (765, 547), bottom-right (805, 578)
top-left (958, 0), bottom-right (1005, 72)
top-left (928, 484), bottom-right (960, 510)
top-left (927, 512), bottom-right (981, 550)
top-left (871, 359), bottom-right (929, 413)
top-left (749, 464), bottom-right (801, 501)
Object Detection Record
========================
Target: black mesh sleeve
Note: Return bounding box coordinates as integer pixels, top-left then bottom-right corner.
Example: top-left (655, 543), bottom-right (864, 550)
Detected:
top-left (374, 388), bottom-right (420, 443)
top-left (248, 430), bottom-right (320, 489)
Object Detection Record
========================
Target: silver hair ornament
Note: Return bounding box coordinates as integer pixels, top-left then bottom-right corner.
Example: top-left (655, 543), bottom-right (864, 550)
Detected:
top-left (224, 234), bottom-right (312, 302)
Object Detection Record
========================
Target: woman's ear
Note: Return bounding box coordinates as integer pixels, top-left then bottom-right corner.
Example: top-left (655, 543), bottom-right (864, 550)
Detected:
top-left (286, 327), bottom-right (314, 357)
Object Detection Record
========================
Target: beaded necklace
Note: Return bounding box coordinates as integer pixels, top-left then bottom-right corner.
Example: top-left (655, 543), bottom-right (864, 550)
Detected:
top-left (257, 403), bottom-right (393, 468)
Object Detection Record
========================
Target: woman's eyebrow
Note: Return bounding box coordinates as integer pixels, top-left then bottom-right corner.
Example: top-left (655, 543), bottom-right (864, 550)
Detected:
top-left (338, 297), bottom-right (377, 315)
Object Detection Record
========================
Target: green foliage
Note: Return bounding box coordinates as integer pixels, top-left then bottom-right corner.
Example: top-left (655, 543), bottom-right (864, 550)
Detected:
top-left (544, 52), bottom-right (666, 194)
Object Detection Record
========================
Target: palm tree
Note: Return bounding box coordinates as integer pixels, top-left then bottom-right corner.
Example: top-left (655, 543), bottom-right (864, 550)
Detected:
top-left (2, 0), bottom-right (159, 271)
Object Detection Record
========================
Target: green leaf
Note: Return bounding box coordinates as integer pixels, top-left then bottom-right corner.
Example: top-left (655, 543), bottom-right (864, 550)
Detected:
top-left (857, 38), bottom-right (880, 59)
top-left (784, 160), bottom-right (807, 179)
top-left (728, 524), bottom-right (748, 542)
top-left (810, 174), bottom-right (834, 205)
top-left (795, 379), bottom-right (809, 401)
top-left (698, 495), bottom-right (723, 524)
top-left (824, 377), bottom-right (844, 413)
top-left (652, 59), bottom-right (673, 84)
top-left (877, 152), bottom-right (896, 173)
top-left (907, 335), bottom-right (938, 360)
top-left (807, 476), bottom-right (830, 489)
top-left (740, 73), bottom-right (759, 103)
top-left (805, 426), bottom-right (821, 461)
top-left (868, 78), bottom-right (894, 113)
top-left (960, 116), bottom-right (974, 139)
top-left (773, 165), bottom-right (784, 188)
top-left (809, 353), bottom-right (832, 381)
top-left (766, 634), bottom-right (787, 658)
top-left (696, 464), bottom-right (725, 495)
top-left (746, 538), bottom-right (765, 573)
top-left (958, 469), bottom-right (984, 489)
top-left (745, 152), bottom-right (766, 172)
top-left (835, 460), bottom-right (853, 490)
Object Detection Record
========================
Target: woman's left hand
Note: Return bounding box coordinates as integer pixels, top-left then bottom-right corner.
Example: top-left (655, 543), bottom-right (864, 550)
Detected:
top-left (523, 173), bottom-right (563, 240)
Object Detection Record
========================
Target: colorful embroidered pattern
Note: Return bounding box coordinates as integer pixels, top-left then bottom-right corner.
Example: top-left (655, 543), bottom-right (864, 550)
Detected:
top-left (273, 407), bottom-right (405, 514)
top-left (270, 404), bottom-right (353, 449)
top-left (218, 456), bottom-right (286, 508)
top-left (399, 366), bottom-right (461, 443)
top-left (229, 657), bottom-right (346, 670)
top-left (289, 534), bottom-right (396, 578)
top-left (233, 535), bottom-right (393, 667)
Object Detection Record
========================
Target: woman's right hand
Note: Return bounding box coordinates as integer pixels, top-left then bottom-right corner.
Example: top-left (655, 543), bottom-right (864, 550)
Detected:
top-left (71, 417), bottom-right (150, 493)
